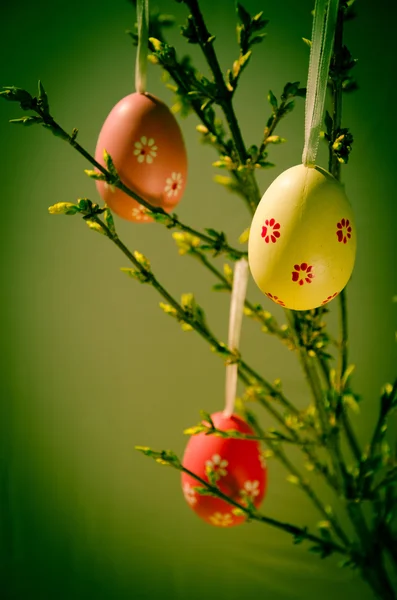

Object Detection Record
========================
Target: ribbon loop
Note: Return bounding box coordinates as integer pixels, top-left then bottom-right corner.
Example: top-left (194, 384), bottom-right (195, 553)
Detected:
top-left (223, 259), bottom-right (249, 418)
top-left (135, 0), bottom-right (149, 94)
top-left (302, 0), bottom-right (340, 166)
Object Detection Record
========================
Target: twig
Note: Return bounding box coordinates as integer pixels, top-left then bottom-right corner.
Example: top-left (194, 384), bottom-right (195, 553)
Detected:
top-left (135, 445), bottom-right (349, 557)
top-left (182, 0), bottom-right (261, 214)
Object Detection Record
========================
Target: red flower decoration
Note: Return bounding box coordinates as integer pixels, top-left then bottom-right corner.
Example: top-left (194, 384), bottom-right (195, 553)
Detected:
top-left (261, 218), bottom-right (281, 243)
top-left (292, 263), bottom-right (314, 286)
top-left (265, 292), bottom-right (285, 306)
top-left (336, 218), bottom-right (352, 244)
top-left (321, 292), bottom-right (339, 305)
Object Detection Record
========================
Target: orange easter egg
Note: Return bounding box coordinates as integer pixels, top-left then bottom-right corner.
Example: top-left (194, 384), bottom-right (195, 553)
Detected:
top-left (181, 412), bottom-right (267, 527)
top-left (95, 92), bottom-right (187, 222)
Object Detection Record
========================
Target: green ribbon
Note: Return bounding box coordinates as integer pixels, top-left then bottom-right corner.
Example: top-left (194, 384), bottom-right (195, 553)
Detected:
top-left (135, 0), bottom-right (149, 94)
top-left (302, 0), bottom-right (340, 166)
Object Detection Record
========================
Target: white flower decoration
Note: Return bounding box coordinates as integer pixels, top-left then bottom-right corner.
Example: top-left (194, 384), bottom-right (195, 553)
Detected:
top-left (164, 172), bottom-right (183, 197)
top-left (133, 136), bottom-right (157, 164)
top-left (209, 512), bottom-right (233, 527)
top-left (205, 454), bottom-right (228, 481)
top-left (131, 205), bottom-right (150, 222)
top-left (259, 453), bottom-right (267, 469)
top-left (240, 480), bottom-right (260, 500)
top-left (104, 182), bottom-right (116, 193)
top-left (183, 482), bottom-right (197, 506)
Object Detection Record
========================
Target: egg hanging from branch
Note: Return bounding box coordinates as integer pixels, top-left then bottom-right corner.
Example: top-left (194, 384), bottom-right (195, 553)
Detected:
top-left (248, 164), bottom-right (357, 311)
top-left (95, 92), bottom-right (187, 222)
top-left (181, 412), bottom-right (267, 527)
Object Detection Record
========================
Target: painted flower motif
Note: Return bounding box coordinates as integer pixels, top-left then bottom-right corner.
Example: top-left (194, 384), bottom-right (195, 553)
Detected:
top-left (182, 482), bottom-right (197, 506)
top-left (259, 453), bottom-right (267, 470)
top-left (205, 454), bottom-right (228, 481)
top-left (292, 263), bottom-right (314, 286)
top-left (165, 172), bottom-right (183, 198)
top-left (133, 136), bottom-right (157, 164)
top-left (209, 512), bottom-right (234, 527)
top-left (104, 181), bottom-right (116, 193)
top-left (336, 218), bottom-right (352, 244)
top-left (321, 292), bottom-right (339, 305)
top-left (131, 205), bottom-right (150, 221)
top-left (240, 480), bottom-right (260, 500)
top-left (265, 292), bottom-right (285, 306)
top-left (261, 218), bottom-right (281, 243)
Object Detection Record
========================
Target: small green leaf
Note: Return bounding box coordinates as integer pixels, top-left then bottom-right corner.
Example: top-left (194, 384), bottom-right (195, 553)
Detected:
top-left (212, 283), bottom-right (229, 292)
top-left (295, 87), bottom-right (306, 98)
top-left (103, 149), bottom-right (118, 178)
top-left (104, 207), bottom-right (116, 236)
top-left (181, 15), bottom-right (200, 44)
top-left (193, 486), bottom-right (218, 497)
top-left (267, 90), bottom-right (278, 110)
top-left (282, 100), bottom-right (295, 114)
top-left (38, 80), bottom-right (50, 115)
top-left (249, 33), bottom-right (267, 45)
top-left (342, 364), bottom-right (356, 387)
top-left (282, 81), bottom-right (300, 99)
top-left (0, 86), bottom-right (33, 109)
top-left (236, 3), bottom-right (251, 27)
top-left (9, 115), bottom-right (43, 126)
top-left (199, 411), bottom-right (214, 428)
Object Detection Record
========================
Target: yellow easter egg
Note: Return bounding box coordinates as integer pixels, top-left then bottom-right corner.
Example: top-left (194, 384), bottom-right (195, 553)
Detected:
top-left (248, 164), bottom-right (356, 311)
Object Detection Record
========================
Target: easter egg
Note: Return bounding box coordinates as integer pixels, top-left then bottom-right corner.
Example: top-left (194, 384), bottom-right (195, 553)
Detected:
top-left (248, 164), bottom-right (356, 310)
top-left (95, 93), bottom-right (187, 222)
top-left (181, 412), bottom-right (267, 527)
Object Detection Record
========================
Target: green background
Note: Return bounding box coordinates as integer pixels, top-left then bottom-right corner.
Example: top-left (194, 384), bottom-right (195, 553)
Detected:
top-left (0, 0), bottom-right (396, 598)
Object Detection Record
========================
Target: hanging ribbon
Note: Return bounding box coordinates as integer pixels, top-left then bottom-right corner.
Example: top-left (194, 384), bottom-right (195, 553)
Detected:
top-left (302, 0), bottom-right (340, 166)
top-left (135, 0), bottom-right (149, 94)
top-left (223, 259), bottom-right (249, 418)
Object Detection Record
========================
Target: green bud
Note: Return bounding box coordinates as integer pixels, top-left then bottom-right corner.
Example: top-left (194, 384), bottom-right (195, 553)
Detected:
top-left (84, 169), bottom-right (107, 181)
top-left (133, 251), bottom-right (151, 271)
top-left (48, 202), bottom-right (79, 215)
top-left (120, 267), bottom-right (150, 284)
top-left (85, 219), bottom-right (105, 235)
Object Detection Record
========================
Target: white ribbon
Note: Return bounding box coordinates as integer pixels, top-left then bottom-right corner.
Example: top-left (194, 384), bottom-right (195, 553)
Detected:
top-left (223, 259), bottom-right (249, 418)
top-left (135, 0), bottom-right (149, 94)
top-left (302, 0), bottom-right (340, 166)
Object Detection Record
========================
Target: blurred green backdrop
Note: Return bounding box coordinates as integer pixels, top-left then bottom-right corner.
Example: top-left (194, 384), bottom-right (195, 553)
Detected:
top-left (0, 0), bottom-right (396, 598)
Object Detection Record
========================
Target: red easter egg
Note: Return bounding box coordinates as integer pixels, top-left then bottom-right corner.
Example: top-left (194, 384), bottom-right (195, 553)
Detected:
top-left (95, 92), bottom-right (187, 222)
top-left (181, 412), bottom-right (267, 527)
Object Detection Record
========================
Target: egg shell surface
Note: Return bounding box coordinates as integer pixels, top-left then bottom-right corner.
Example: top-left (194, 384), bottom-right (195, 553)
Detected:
top-left (181, 412), bottom-right (267, 527)
top-left (95, 92), bottom-right (187, 222)
top-left (248, 164), bottom-right (357, 310)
